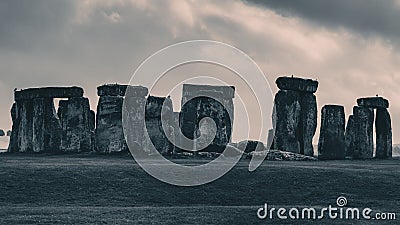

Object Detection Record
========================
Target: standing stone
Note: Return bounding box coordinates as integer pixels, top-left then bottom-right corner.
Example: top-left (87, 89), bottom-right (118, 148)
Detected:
top-left (58, 97), bottom-right (94, 153)
top-left (11, 100), bottom-right (34, 152)
top-left (96, 96), bottom-right (126, 153)
top-left (375, 108), bottom-right (392, 159)
top-left (345, 115), bottom-right (355, 158)
top-left (32, 98), bottom-right (62, 153)
top-left (318, 105), bottom-right (346, 160)
top-left (352, 106), bottom-right (374, 159)
top-left (272, 76), bottom-right (318, 156)
top-left (122, 86), bottom-right (148, 154)
top-left (144, 96), bottom-right (174, 155)
top-left (96, 84), bottom-right (148, 154)
top-left (300, 93), bottom-right (317, 156)
top-left (179, 84), bottom-right (235, 153)
top-left (266, 129), bottom-right (274, 150)
top-left (272, 90), bottom-right (301, 154)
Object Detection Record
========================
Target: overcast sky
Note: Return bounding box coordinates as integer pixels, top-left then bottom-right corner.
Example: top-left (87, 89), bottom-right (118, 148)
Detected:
top-left (1, 0), bottom-right (400, 144)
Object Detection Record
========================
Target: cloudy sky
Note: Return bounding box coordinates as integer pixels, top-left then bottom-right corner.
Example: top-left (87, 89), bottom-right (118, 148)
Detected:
top-left (1, 0), bottom-right (400, 144)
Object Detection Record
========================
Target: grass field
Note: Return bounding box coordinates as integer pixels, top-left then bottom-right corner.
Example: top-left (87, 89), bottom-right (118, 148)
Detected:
top-left (0, 154), bottom-right (398, 224)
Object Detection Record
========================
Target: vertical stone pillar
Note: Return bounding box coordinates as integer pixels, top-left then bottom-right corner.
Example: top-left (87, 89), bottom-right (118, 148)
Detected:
top-left (318, 105), bottom-right (346, 160)
top-left (96, 84), bottom-right (148, 154)
top-left (32, 98), bottom-right (62, 153)
top-left (300, 93), bottom-right (317, 156)
top-left (179, 84), bottom-right (235, 153)
top-left (15, 100), bottom-right (34, 152)
top-left (272, 76), bottom-right (318, 156)
top-left (96, 95), bottom-right (126, 153)
top-left (144, 96), bottom-right (174, 155)
top-left (352, 106), bottom-right (374, 159)
top-left (345, 115), bottom-right (355, 158)
top-left (58, 97), bottom-right (94, 153)
top-left (272, 90), bottom-right (301, 154)
top-left (375, 108), bottom-right (392, 159)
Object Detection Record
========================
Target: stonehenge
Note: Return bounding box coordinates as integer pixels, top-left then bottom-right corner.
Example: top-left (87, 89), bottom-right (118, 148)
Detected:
top-left (318, 105), bottom-right (346, 160)
top-left (0, 130), bottom-right (4, 137)
top-left (4, 80), bottom-right (394, 160)
top-left (272, 76), bottom-right (318, 156)
top-left (345, 97), bottom-right (392, 159)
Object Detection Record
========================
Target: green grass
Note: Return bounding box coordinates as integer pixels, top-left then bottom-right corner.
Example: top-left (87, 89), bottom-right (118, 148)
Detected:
top-left (0, 154), bottom-right (399, 224)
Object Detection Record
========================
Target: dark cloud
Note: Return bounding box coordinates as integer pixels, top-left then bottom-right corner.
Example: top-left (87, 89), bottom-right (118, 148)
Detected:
top-left (0, 0), bottom-right (74, 52)
top-left (246, 0), bottom-right (400, 43)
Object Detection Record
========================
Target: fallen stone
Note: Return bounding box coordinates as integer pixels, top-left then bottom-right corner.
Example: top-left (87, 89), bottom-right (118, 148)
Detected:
top-left (357, 97), bottom-right (389, 109)
top-left (318, 105), bottom-right (346, 160)
top-left (352, 106), bottom-right (374, 159)
top-left (375, 108), bottom-right (392, 159)
top-left (276, 76), bottom-right (318, 93)
top-left (248, 149), bottom-right (317, 161)
top-left (15, 87), bottom-right (83, 101)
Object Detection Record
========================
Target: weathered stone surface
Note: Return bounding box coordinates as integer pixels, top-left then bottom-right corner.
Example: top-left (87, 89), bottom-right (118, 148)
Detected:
top-left (182, 84), bottom-right (235, 99)
top-left (32, 98), bottom-right (62, 153)
top-left (144, 96), bottom-right (174, 155)
top-left (272, 90), bottom-right (301, 154)
top-left (352, 106), bottom-right (374, 159)
top-left (345, 115), bottom-right (355, 158)
top-left (247, 149), bottom-right (317, 161)
top-left (299, 93), bottom-right (317, 156)
top-left (0, 130), bottom-right (4, 136)
top-left (318, 105), bottom-right (346, 160)
top-left (272, 76), bottom-right (318, 156)
top-left (95, 96), bottom-right (126, 153)
top-left (180, 84), bottom-right (234, 152)
top-left (266, 129), bottom-right (274, 149)
top-left (58, 97), bottom-right (94, 153)
top-left (8, 100), bottom-right (34, 152)
top-left (97, 84), bottom-right (148, 97)
top-left (375, 108), bottom-right (392, 159)
top-left (276, 76), bottom-right (318, 93)
top-left (96, 85), bottom-right (148, 154)
top-left (123, 88), bottom-right (148, 154)
top-left (357, 97), bottom-right (389, 109)
top-left (15, 87), bottom-right (83, 101)
top-left (238, 140), bottom-right (265, 153)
